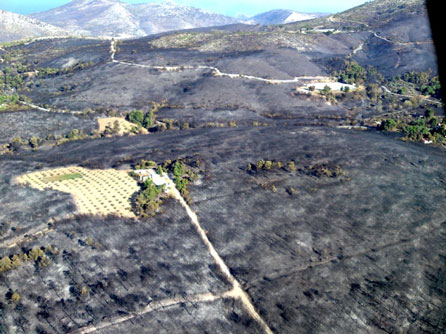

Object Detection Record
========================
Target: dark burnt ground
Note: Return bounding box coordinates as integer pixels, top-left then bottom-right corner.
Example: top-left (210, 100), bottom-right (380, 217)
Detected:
top-left (1, 125), bottom-right (445, 333)
top-left (10, 38), bottom-right (110, 68)
top-left (0, 7), bottom-right (444, 332)
top-left (94, 299), bottom-right (265, 334)
top-left (0, 195), bottom-right (231, 333)
top-left (353, 35), bottom-right (437, 77)
top-left (25, 48), bottom-right (335, 112)
top-left (0, 110), bottom-right (98, 145)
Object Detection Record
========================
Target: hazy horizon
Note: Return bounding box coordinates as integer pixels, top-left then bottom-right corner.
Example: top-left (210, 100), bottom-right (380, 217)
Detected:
top-left (0, 0), bottom-right (370, 17)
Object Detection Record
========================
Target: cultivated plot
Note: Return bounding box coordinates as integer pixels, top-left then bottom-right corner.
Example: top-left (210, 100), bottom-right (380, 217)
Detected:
top-left (15, 166), bottom-right (139, 217)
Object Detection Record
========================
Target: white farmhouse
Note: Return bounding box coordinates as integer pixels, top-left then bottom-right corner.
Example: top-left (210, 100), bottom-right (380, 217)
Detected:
top-left (133, 169), bottom-right (167, 186)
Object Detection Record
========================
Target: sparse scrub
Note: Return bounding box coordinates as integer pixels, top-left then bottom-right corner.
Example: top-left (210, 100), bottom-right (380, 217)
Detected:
top-left (248, 159), bottom-right (346, 179)
top-left (37, 61), bottom-right (95, 79)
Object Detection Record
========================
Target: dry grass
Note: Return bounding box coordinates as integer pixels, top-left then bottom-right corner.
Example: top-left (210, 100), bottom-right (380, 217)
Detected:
top-left (15, 166), bottom-right (140, 217)
top-left (97, 117), bottom-right (148, 136)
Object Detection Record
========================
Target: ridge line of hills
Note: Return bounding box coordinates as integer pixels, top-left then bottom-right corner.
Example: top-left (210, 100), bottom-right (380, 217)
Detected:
top-left (2, 0), bottom-right (329, 42)
top-left (0, 0), bottom-right (429, 45)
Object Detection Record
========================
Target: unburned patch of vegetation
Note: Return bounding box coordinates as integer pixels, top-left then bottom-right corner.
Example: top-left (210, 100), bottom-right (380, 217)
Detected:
top-left (131, 158), bottom-right (204, 217)
top-left (377, 109), bottom-right (446, 144)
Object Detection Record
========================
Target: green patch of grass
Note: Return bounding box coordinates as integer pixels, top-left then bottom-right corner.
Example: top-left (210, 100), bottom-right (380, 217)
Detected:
top-left (43, 173), bottom-right (83, 183)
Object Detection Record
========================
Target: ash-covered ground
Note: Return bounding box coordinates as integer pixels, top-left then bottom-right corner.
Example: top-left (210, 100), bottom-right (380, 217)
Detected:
top-left (1, 125), bottom-right (445, 333)
top-left (0, 3), bottom-right (445, 333)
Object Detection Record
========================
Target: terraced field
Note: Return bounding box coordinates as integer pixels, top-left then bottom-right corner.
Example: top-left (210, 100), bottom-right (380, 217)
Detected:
top-left (15, 166), bottom-right (139, 217)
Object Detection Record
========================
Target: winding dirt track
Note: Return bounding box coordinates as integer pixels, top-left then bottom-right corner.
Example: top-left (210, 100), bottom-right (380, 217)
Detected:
top-left (110, 40), bottom-right (331, 85)
top-left (164, 174), bottom-right (274, 334)
top-left (71, 172), bottom-right (274, 334)
top-left (19, 100), bottom-right (84, 114)
top-left (75, 290), bottom-right (232, 334)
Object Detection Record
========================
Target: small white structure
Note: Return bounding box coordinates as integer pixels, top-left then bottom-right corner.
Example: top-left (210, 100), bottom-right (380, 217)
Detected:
top-left (134, 169), bottom-right (167, 186)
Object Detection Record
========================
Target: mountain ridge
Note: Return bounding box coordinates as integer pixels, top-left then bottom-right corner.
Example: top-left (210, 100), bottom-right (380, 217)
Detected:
top-left (250, 9), bottom-right (328, 25)
top-left (30, 0), bottom-right (240, 38)
top-left (0, 10), bottom-right (71, 43)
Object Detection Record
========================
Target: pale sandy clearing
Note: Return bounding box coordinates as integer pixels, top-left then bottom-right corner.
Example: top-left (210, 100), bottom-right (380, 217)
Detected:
top-left (305, 82), bottom-right (357, 91)
top-left (15, 166), bottom-right (140, 217)
top-left (97, 117), bottom-right (148, 136)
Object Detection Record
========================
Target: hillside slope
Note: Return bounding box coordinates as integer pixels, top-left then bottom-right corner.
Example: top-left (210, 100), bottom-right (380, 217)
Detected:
top-left (0, 10), bottom-right (70, 42)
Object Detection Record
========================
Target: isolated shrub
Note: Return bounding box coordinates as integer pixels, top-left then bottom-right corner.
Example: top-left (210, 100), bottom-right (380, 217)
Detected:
top-left (11, 292), bottom-right (20, 304)
top-left (321, 85), bottom-right (332, 95)
top-left (29, 136), bottom-right (40, 149)
top-left (9, 137), bottom-right (23, 151)
top-left (67, 129), bottom-right (80, 139)
top-left (287, 161), bottom-right (297, 172)
top-left (264, 160), bottom-right (273, 170)
top-left (366, 84), bottom-right (382, 100)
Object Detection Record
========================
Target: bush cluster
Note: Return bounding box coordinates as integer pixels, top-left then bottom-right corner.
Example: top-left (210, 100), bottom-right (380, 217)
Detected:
top-left (328, 58), bottom-right (383, 85)
top-left (0, 246), bottom-right (57, 275)
top-left (134, 179), bottom-right (166, 218)
top-left (378, 109), bottom-right (446, 143)
top-left (132, 158), bottom-right (202, 216)
top-left (396, 71), bottom-right (441, 98)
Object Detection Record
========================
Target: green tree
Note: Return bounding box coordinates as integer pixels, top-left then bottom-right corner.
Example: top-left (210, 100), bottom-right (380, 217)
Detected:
top-left (143, 110), bottom-right (155, 128)
top-left (127, 110), bottom-right (144, 126)
top-left (321, 85), bottom-right (332, 95)
top-left (380, 119), bottom-right (397, 131)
